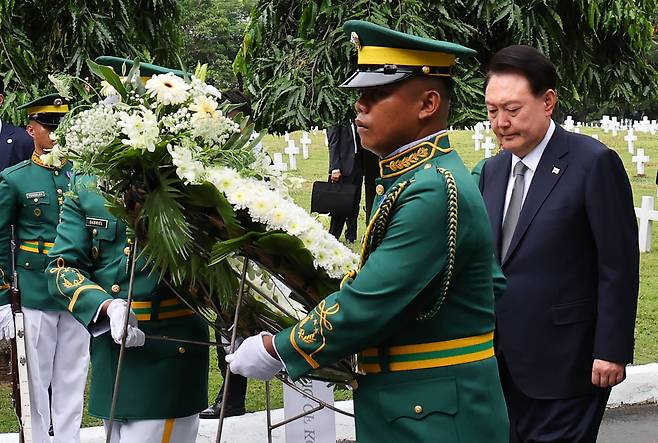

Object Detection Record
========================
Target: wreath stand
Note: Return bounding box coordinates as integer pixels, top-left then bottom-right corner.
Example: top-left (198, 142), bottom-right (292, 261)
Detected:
top-left (216, 257), bottom-right (355, 443)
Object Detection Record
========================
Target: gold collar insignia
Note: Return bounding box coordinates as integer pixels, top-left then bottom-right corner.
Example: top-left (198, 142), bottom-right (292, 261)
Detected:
top-left (379, 133), bottom-right (452, 179)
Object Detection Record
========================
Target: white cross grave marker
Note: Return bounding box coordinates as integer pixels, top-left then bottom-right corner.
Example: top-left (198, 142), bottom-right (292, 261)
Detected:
top-left (472, 123), bottom-right (484, 151)
top-left (601, 115), bottom-right (610, 133)
top-left (563, 116), bottom-right (575, 132)
top-left (625, 129), bottom-right (637, 154)
top-left (284, 132), bottom-right (290, 142)
top-left (482, 137), bottom-right (496, 159)
top-left (483, 121), bottom-right (491, 133)
top-left (285, 140), bottom-right (300, 170)
top-left (634, 196), bottom-right (658, 252)
top-left (632, 148), bottom-right (650, 177)
top-left (300, 131), bottom-right (312, 159)
top-left (272, 152), bottom-right (288, 171)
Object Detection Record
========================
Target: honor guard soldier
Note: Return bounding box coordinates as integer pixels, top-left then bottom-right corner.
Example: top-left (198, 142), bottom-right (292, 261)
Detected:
top-left (227, 21), bottom-right (510, 442)
top-left (0, 94), bottom-right (91, 443)
top-left (46, 58), bottom-right (209, 443)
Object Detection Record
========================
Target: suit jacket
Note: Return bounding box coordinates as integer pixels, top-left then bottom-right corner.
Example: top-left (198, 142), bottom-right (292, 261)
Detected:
top-left (479, 124), bottom-right (639, 399)
top-left (328, 124), bottom-right (363, 177)
top-left (0, 121), bottom-right (33, 172)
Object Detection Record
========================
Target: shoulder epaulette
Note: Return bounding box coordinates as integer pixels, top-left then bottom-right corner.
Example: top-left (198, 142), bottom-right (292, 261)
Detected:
top-left (1, 159), bottom-right (32, 177)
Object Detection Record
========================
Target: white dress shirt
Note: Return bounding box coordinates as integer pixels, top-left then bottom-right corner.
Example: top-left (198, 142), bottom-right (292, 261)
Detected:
top-left (502, 120), bottom-right (556, 221)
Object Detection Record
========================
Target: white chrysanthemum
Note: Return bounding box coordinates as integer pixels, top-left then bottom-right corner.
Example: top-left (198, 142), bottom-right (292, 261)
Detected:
top-left (117, 108), bottom-right (159, 152)
top-left (146, 73), bottom-right (190, 105)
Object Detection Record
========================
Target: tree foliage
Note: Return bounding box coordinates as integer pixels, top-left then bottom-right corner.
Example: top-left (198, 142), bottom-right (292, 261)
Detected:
top-left (237, 0), bottom-right (658, 132)
top-left (0, 0), bottom-right (181, 123)
top-left (179, 0), bottom-right (254, 90)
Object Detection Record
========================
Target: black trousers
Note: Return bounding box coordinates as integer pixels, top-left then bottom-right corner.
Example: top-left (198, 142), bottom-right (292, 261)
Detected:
top-left (329, 172), bottom-right (363, 242)
top-left (215, 345), bottom-right (248, 407)
top-left (499, 356), bottom-right (610, 443)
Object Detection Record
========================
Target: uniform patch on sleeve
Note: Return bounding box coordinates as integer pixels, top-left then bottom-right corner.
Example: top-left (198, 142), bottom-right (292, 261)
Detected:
top-left (85, 217), bottom-right (109, 229)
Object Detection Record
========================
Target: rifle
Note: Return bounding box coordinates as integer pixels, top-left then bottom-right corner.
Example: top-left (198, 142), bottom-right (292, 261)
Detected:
top-left (9, 225), bottom-right (32, 443)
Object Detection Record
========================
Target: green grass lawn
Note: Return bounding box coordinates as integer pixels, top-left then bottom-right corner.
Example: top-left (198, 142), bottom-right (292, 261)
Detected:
top-left (1, 127), bottom-right (657, 432)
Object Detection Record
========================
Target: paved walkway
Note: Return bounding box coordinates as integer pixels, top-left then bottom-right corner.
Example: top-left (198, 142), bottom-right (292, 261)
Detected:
top-left (2, 362), bottom-right (658, 442)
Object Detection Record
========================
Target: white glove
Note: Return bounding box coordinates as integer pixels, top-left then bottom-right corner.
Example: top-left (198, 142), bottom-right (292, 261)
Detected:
top-left (225, 332), bottom-right (283, 380)
top-left (0, 304), bottom-right (14, 341)
top-left (106, 299), bottom-right (145, 348)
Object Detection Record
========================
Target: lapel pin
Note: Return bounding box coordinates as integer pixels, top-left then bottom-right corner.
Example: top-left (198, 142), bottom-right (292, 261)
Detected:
top-left (7, 138), bottom-right (12, 144)
top-left (552, 166), bottom-right (560, 175)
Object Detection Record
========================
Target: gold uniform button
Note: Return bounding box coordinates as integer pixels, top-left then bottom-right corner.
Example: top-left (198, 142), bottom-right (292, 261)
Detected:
top-left (57, 189), bottom-right (63, 195)
top-left (178, 346), bottom-right (186, 354)
top-left (123, 246), bottom-right (131, 256)
top-left (375, 184), bottom-right (385, 195)
top-left (424, 163), bottom-right (432, 169)
top-left (111, 284), bottom-right (120, 293)
top-left (24, 262), bottom-right (30, 268)
top-left (92, 228), bottom-right (98, 236)
top-left (34, 208), bottom-right (42, 217)
top-left (54, 170), bottom-right (59, 176)
top-left (414, 405), bottom-right (423, 414)
top-left (33, 198), bottom-right (39, 203)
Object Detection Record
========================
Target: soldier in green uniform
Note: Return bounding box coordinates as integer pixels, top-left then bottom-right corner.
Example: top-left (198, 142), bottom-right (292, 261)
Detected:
top-left (227, 21), bottom-right (510, 442)
top-left (0, 94), bottom-right (90, 443)
top-left (45, 59), bottom-right (209, 443)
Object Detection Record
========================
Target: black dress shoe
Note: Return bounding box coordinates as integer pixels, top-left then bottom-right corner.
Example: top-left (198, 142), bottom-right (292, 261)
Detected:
top-left (199, 400), bottom-right (246, 419)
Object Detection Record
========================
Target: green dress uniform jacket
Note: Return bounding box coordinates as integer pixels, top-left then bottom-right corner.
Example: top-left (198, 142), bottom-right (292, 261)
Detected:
top-left (46, 173), bottom-right (209, 420)
top-left (275, 133), bottom-right (509, 443)
top-left (0, 153), bottom-right (71, 310)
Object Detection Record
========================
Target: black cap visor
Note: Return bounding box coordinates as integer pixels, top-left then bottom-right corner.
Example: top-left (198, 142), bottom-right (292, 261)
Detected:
top-left (29, 114), bottom-right (64, 129)
top-left (340, 70), bottom-right (413, 88)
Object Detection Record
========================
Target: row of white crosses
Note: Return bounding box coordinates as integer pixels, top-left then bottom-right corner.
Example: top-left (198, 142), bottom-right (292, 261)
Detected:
top-left (272, 130), bottom-right (317, 171)
top-left (622, 128), bottom-right (652, 177)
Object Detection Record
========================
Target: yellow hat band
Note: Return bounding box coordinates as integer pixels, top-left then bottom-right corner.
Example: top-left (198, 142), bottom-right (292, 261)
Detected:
top-left (358, 46), bottom-right (456, 68)
top-left (27, 104), bottom-right (69, 115)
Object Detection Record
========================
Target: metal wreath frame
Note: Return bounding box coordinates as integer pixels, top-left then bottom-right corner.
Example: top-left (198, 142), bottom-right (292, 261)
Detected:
top-left (215, 256), bottom-right (355, 443)
top-left (108, 249), bottom-right (355, 443)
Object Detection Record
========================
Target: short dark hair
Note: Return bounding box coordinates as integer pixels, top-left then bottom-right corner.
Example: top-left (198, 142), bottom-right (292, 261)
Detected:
top-left (486, 45), bottom-right (557, 96)
top-left (222, 89), bottom-right (252, 117)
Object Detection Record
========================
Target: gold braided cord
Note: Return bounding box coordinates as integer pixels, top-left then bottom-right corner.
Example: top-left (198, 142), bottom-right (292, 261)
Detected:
top-left (416, 167), bottom-right (458, 320)
top-left (359, 180), bottom-right (412, 268)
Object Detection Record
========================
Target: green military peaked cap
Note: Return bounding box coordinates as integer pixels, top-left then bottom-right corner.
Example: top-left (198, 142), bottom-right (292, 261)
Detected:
top-left (95, 56), bottom-right (188, 78)
top-left (340, 20), bottom-right (477, 88)
top-left (17, 93), bottom-right (70, 128)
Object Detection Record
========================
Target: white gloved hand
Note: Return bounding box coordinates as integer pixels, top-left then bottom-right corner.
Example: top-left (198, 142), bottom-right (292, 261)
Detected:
top-left (106, 299), bottom-right (145, 348)
top-left (225, 332), bottom-right (283, 380)
top-left (0, 304), bottom-right (15, 341)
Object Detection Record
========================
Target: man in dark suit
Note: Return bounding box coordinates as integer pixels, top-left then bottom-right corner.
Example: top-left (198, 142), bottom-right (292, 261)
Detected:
top-left (0, 86), bottom-right (33, 171)
top-left (328, 122), bottom-right (363, 243)
top-left (479, 45), bottom-right (639, 442)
